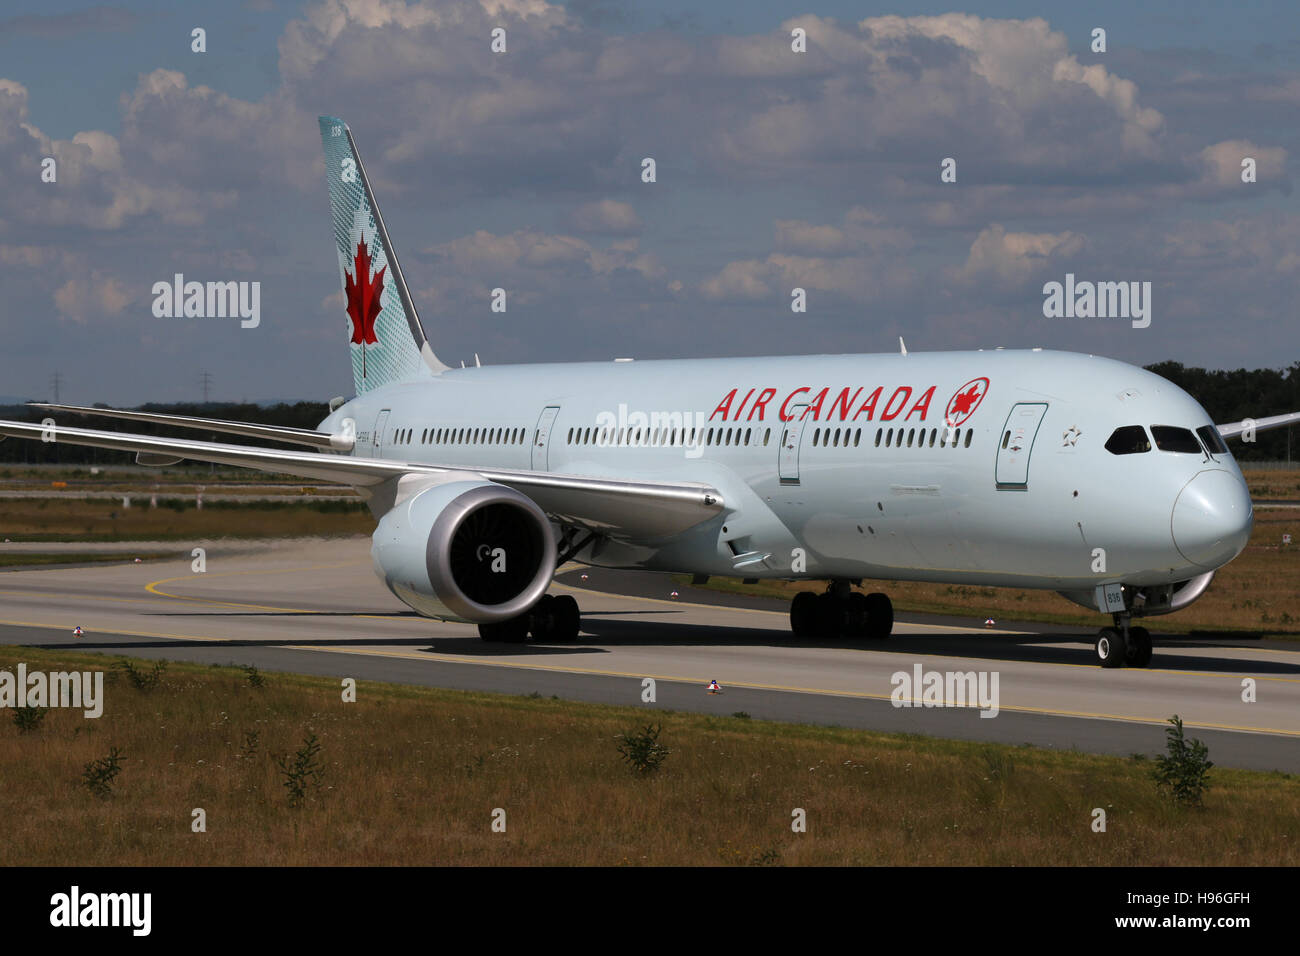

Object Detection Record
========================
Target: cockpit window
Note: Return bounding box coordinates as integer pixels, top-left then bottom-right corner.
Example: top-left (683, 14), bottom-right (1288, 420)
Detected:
top-left (1105, 425), bottom-right (1151, 455)
top-left (1196, 424), bottom-right (1230, 457)
top-left (1150, 425), bottom-right (1202, 454)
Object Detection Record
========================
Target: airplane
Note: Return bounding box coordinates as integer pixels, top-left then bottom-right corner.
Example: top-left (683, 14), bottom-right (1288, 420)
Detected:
top-left (4, 115), bottom-right (1297, 670)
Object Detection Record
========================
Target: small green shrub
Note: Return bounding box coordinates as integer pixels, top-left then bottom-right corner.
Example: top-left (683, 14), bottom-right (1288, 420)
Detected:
top-left (1152, 715), bottom-right (1213, 806)
top-left (82, 747), bottom-right (126, 799)
top-left (616, 723), bottom-right (671, 774)
top-left (12, 707), bottom-right (48, 733)
top-left (275, 732), bottom-right (324, 807)
top-left (120, 659), bottom-right (166, 692)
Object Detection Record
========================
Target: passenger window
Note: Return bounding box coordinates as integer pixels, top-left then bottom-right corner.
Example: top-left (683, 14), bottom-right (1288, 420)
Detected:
top-left (1151, 426), bottom-right (1202, 454)
top-left (1105, 425), bottom-right (1151, 455)
top-left (874, 429), bottom-right (881, 447)
top-left (964, 430), bottom-right (973, 448)
top-left (1001, 430), bottom-right (1010, 449)
top-left (764, 428), bottom-right (771, 446)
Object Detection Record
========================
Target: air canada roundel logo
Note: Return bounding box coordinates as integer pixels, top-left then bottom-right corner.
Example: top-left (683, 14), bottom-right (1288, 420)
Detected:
top-left (944, 377), bottom-right (989, 426)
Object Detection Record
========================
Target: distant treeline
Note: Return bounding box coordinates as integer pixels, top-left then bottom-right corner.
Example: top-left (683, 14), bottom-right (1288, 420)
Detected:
top-left (1146, 362), bottom-right (1300, 461)
top-left (1, 362), bottom-right (1298, 465)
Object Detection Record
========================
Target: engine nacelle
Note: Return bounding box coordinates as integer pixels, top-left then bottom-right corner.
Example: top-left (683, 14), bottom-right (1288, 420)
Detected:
top-left (1057, 570), bottom-right (1215, 617)
top-left (371, 479), bottom-right (556, 623)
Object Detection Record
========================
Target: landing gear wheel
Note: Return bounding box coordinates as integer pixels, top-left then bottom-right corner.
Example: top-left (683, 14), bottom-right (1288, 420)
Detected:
top-left (1096, 627), bottom-right (1127, 668)
top-left (815, 592), bottom-right (843, 638)
top-left (552, 594), bottom-right (581, 642)
top-left (846, 592), bottom-right (870, 638)
top-left (528, 594), bottom-right (558, 642)
top-left (790, 591), bottom-right (818, 638)
top-left (479, 615), bottom-right (528, 643)
top-left (864, 592), bottom-right (893, 639)
top-left (1127, 626), bottom-right (1152, 668)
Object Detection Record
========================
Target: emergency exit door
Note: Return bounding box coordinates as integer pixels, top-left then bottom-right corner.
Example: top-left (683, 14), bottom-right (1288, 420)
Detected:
top-left (532, 406), bottom-right (561, 470)
top-left (779, 405), bottom-right (809, 484)
top-left (995, 403), bottom-right (1048, 487)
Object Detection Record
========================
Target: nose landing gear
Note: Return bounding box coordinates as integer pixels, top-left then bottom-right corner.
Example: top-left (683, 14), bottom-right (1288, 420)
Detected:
top-left (1095, 612), bottom-right (1153, 668)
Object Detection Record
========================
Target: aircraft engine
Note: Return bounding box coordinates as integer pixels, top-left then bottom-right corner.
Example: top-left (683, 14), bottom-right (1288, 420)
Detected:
top-left (371, 479), bottom-right (555, 623)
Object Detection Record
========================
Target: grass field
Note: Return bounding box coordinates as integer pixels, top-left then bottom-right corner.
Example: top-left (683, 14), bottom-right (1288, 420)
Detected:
top-left (0, 646), bottom-right (1295, 866)
top-left (0, 553), bottom-right (169, 569)
top-left (0, 497), bottom-right (372, 541)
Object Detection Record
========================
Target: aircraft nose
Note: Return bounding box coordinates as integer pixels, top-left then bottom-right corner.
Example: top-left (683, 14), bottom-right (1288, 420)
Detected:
top-left (1171, 470), bottom-right (1253, 569)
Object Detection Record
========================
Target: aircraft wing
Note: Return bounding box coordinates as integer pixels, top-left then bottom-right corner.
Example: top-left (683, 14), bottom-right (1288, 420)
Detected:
top-left (1217, 411), bottom-right (1300, 440)
top-left (0, 419), bottom-right (723, 539)
top-left (26, 403), bottom-right (349, 450)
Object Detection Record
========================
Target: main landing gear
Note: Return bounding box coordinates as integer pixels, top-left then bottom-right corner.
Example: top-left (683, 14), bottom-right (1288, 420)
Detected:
top-left (478, 593), bottom-right (581, 644)
top-left (1094, 612), bottom-right (1153, 669)
top-left (789, 580), bottom-right (893, 640)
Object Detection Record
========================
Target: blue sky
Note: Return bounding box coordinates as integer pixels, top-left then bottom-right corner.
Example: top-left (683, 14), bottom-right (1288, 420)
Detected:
top-left (0, 0), bottom-right (1296, 404)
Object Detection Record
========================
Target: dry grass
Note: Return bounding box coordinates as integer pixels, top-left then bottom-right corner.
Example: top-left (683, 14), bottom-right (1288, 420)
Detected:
top-left (1, 646), bottom-right (1295, 866)
top-left (0, 552), bottom-right (169, 568)
top-left (1245, 468), bottom-right (1300, 500)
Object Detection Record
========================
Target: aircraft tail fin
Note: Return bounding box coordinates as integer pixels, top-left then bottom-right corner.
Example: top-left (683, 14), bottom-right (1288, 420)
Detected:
top-left (318, 116), bottom-right (447, 395)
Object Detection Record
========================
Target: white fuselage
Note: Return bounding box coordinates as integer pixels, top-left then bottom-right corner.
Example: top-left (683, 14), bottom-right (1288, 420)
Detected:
top-left (321, 348), bottom-right (1253, 591)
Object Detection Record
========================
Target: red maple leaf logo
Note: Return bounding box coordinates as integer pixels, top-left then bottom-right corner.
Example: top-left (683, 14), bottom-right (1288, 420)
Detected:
top-left (950, 385), bottom-right (981, 417)
top-left (345, 236), bottom-right (385, 377)
top-left (944, 377), bottom-right (989, 426)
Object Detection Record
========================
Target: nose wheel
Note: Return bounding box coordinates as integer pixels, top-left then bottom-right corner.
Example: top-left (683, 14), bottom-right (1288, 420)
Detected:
top-left (1095, 615), bottom-right (1153, 668)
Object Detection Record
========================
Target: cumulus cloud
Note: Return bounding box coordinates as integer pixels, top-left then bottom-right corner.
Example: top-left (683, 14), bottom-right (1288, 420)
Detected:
top-left (570, 199), bottom-right (642, 235)
top-left (420, 228), bottom-right (669, 311)
top-left (1196, 140), bottom-right (1289, 191)
top-left (700, 260), bottom-right (774, 301)
top-left (774, 221), bottom-right (847, 256)
top-left (53, 272), bottom-right (132, 323)
top-left (955, 223), bottom-right (1087, 287)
